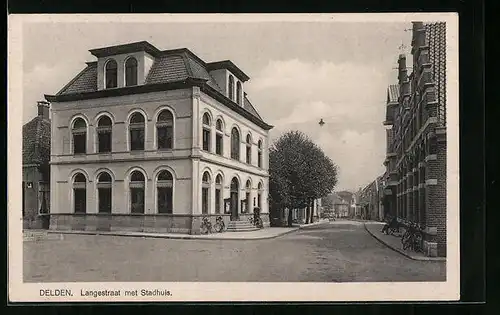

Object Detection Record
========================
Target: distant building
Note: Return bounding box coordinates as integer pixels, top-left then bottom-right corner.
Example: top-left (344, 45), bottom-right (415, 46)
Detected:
top-left (381, 22), bottom-right (447, 257)
top-left (44, 41), bottom-right (273, 234)
top-left (22, 101), bottom-right (51, 229)
top-left (334, 198), bottom-right (349, 218)
top-left (359, 177), bottom-right (384, 221)
top-left (291, 198), bottom-right (323, 224)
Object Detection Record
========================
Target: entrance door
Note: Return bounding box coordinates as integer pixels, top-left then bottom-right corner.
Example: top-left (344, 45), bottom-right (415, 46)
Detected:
top-left (230, 177), bottom-right (239, 220)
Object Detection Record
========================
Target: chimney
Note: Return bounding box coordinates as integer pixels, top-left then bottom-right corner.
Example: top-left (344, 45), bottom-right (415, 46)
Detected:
top-left (412, 21), bottom-right (426, 48)
top-left (397, 54), bottom-right (407, 84)
top-left (37, 101), bottom-right (50, 120)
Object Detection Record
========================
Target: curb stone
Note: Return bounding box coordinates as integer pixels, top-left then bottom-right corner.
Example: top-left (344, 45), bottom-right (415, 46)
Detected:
top-left (363, 223), bottom-right (446, 262)
top-left (47, 227), bottom-right (300, 241)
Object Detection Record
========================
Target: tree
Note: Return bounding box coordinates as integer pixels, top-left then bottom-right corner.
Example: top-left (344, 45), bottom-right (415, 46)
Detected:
top-left (269, 131), bottom-right (338, 226)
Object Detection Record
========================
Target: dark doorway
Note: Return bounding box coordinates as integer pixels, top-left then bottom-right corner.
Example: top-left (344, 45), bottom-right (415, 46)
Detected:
top-left (22, 181), bottom-right (25, 217)
top-left (230, 177), bottom-right (239, 220)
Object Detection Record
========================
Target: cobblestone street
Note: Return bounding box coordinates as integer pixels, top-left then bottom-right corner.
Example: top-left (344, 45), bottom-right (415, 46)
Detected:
top-left (23, 221), bottom-right (446, 282)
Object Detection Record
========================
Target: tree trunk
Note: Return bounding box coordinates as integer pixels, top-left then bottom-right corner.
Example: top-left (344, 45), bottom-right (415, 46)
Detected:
top-left (308, 199), bottom-right (312, 223)
top-left (287, 208), bottom-right (293, 227)
top-left (305, 202), bottom-right (310, 224)
top-left (309, 198), bottom-right (314, 223)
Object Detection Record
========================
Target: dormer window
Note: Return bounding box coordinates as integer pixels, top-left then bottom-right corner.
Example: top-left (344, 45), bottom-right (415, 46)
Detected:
top-left (236, 81), bottom-right (242, 105)
top-left (105, 59), bottom-right (118, 89)
top-left (228, 75), bottom-right (235, 101)
top-left (125, 57), bottom-right (138, 87)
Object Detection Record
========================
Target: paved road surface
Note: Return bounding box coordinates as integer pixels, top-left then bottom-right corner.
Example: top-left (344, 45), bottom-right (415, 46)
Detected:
top-left (23, 220), bottom-right (446, 282)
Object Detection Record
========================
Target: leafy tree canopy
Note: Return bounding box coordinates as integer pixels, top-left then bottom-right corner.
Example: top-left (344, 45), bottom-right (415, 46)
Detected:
top-left (269, 131), bottom-right (338, 210)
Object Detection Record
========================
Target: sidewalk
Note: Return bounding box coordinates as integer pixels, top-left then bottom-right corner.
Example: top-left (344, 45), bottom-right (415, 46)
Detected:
top-left (364, 222), bottom-right (446, 262)
top-left (47, 226), bottom-right (299, 241)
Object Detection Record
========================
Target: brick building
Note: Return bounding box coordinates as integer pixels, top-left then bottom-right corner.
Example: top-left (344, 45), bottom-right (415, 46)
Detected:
top-left (22, 101), bottom-right (51, 229)
top-left (44, 41), bottom-right (273, 234)
top-left (382, 22), bottom-right (447, 257)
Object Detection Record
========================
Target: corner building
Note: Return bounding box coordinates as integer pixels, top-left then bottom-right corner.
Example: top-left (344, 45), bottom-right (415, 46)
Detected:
top-left (45, 41), bottom-right (273, 234)
top-left (382, 22), bottom-right (447, 257)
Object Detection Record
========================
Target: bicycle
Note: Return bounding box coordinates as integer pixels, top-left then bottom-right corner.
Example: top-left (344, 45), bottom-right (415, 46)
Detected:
top-left (255, 216), bottom-right (263, 229)
top-left (200, 216), bottom-right (212, 234)
top-left (401, 222), bottom-right (423, 252)
top-left (213, 216), bottom-right (225, 233)
top-left (382, 217), bottom-right (400, 236)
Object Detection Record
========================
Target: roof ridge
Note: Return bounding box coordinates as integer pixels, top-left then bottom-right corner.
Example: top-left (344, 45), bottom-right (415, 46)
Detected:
top-left (56, 64), bottom-right (93, 96)
top-left (243, 94), bottom-right (263, 120)
top-left (181, 52), bottom-right (195, 77)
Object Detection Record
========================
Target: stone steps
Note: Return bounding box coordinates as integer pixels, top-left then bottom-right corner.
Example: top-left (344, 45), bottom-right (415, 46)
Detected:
top-left (226, 220), bottom-right (259, 232)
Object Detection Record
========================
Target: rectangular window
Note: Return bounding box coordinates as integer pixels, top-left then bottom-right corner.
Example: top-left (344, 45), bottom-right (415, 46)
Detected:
top-left (130, 188), bottom-right (145, 214)
top-left (126, 66), bottom-right (137, 86)
top-left (216, 134), bottom-right (223, 155)
top-left (98, 132), bottom-right (112, 153)
top-left (215, 189), bottom-right (221, 214)
top-left (157, 187), bottom-right (173, 214)
top-left (258, 193), bottom-right (262, 208)
top-left (157, 126), bottom-right (173, 150)
top-left (98, 188), bottom-right (112, 213)
top-left (203, 129), bottom-right (210, 151)
top-left (130, 129), bottom-right (145, 151)
top-left (258, 152), bottom-right (262, 168)
top-left (106, 69), bottom-right (117, 89)
top-left (245, 192), bottom-right (250, 213)
top-left (246, 147), bottom-right (251, 164)
top-left (74, 188), bottom-right (86, 213)
top-left (202, 187), bottom-right (209, 214)
top-left (73, 134), bottom-right (86, 154)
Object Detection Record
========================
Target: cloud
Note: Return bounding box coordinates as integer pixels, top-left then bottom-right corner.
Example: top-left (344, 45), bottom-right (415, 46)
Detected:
top-left (247, 59), bottom-right (389, 191)
top-left (23, 63), bottom-right (82, 123)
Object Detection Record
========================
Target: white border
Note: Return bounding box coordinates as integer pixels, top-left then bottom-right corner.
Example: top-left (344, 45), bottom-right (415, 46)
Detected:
top-left (8, 13), bottom-right (459, 302)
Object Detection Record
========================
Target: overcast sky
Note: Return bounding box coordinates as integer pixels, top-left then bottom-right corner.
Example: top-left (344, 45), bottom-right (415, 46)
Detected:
top-left (22, 20), bottom-right (414, 192)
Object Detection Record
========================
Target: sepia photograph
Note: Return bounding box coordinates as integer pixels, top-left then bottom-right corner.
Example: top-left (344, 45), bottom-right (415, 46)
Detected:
top-left (8, 13), bottom-right (459, 302)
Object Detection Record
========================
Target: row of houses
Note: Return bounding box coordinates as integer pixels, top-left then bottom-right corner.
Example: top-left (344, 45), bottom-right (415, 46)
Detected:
top-left (23, 41), bottom-right (276, 234)
top-left (376, 21), bottom-right (447, 257)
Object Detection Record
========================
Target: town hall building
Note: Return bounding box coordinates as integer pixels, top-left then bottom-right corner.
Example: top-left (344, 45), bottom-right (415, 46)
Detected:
top-left (45, 41), bottom-right (273, 234)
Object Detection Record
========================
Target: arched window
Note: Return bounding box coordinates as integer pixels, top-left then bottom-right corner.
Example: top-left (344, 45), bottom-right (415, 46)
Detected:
top-left (105, 59), bottom-right (118, 89)
top-left (130, 170), bottom-right (145, 214)
top-left (72, 118), bottom-right (87, 155)
top-left (202, 113), bottom-right (211, 152)
top-left (156, 110), bottom-right (173, 150)
top-left (97, 115), bottom-right (112, 153)
top-left (73, 172), bottom-right (87, 213)
top-left (157, 170), bottom-right (173, 214)
top-left (129, 112), bottom-right (145, 151)
top-left (245, 180), bottom-right (251, 213)
top-left (202, 171), bottom-right (211, 215)
top-left (215, 174), bottom-right (223, 214)
top-left (258, 182), bottom-right (263, 209)
top-left (97, 172), bottom-right (112, 213)
top-left (215, 119), bottom-right (224, 156)
top-left (236, 81), bottom-right (242, 105)
top-left (258, 140), bottom-right (263, 168)
top-left (228, 75), bottom-right (235, 100)
top-left (125, 57), bottom-right (138, 87)
top-left (246, 134), bottom-right (252, 164)
top-left (231, 127), bottom-right (240, 160)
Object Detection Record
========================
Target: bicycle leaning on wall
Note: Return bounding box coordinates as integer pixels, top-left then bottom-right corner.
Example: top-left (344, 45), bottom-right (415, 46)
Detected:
top-left (401, 222), bottom-right (423, 252)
